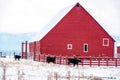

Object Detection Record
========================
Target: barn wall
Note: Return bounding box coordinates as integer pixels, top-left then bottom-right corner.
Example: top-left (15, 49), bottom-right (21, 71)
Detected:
top-left (28, 3), bottom-right (114, 57)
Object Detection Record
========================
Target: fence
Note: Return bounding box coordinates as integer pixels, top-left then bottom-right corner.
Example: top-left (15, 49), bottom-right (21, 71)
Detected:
top-left (0, 52), bottom-right (20, 58)
top-left (21, 41), bottom-right (120, 67)
top-left (31, 54), bottom-right (120, 67)
top-left (0, 52), bottom-right (6, 58)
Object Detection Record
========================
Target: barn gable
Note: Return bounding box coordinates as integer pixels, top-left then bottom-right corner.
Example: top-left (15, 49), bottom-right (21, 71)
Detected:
top-left (29, 2), bottom-right (115, 57)
top-left (41, 3), bottom-right (114, 42)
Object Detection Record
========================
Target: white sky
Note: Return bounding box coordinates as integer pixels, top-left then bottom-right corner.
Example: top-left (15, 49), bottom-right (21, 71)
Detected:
top-left (0, 0), bottom-right (120, 36)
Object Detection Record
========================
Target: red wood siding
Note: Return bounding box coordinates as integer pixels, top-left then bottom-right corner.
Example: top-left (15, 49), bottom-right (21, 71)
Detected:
top-left (36, 41), bottom-right (40, 53)
top-left (29, 42), bottom-right (34, 53)
top-left (29, 41), bottom-right (40, 53)
top-left (117, 47), bottom-right (120, 54)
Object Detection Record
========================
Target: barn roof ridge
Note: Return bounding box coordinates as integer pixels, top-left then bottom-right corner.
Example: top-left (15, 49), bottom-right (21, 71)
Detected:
top-left (76, 2), bottom-right (81, 7)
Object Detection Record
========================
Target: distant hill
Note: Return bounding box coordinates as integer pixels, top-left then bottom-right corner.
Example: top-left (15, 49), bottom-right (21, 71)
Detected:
top-left (0, 32), bottom-right (38, 53)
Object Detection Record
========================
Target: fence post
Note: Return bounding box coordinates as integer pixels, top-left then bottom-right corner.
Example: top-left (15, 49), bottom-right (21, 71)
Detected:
top-left (25, 41), bottom-right (28, 59)
top-left (115, 58), bottom-right (117, 67)
top-left (13, 52), bottom-right (15, 56)
top-left (34, 41), bottom-right (36, 61)
top-left (98, 58), bottom-right (100, 66)
top-left (59, 55), bottom-right (61, 64)
top-left (90, 57), bottom-right (92, 67)
top-left (4, 53), bottom-right (6, 57)
top-left (0, 52), bottom-right (2, 57)
top-left (21, 42), bottom-right (24, 58)
top-left (106, 57), bottom-right (108, 66)
top-left (43, 53), bottom-right (46, 62)
top-left (66, 55), bottom-right (68, 65)
top-left (54, 55), bottom-right (56, 64)
top-left (39, 54), bottom-right (41, 62)
top-left (81, 57), bottom-right (84, 66)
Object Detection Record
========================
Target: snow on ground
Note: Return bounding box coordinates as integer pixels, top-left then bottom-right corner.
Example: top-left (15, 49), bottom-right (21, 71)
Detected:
top-left (0, 57), bottom-right (120, 80)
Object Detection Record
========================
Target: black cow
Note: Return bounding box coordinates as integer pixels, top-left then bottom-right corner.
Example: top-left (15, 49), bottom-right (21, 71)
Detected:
top-left (14, 55), bottom-right (21, 61)
top-left (46, 56), bottom-right (56, 63)
top-left (68, 58), bottom-right (82, 66)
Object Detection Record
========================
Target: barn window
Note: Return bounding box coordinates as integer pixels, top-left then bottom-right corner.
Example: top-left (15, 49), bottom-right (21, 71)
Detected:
top-left (84, 43), bottom-right (88, 52)
top-left (103, 38), bottom-right (109, 46)
top-left (67, 44), bottom-right (72, 49)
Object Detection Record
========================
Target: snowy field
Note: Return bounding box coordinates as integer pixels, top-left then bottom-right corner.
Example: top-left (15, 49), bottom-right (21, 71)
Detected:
top-left (0, 57), bottom-right (120, 80)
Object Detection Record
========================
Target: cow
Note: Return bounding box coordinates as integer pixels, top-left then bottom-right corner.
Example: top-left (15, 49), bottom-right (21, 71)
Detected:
top-left (14, 55), bottom-right (21, 61)
top-left (68, 58), bottom-right (82, 67)
top-left (46, 56), bottom-right (56, 63)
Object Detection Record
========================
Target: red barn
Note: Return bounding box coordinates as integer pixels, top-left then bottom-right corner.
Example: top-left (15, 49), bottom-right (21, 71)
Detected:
top-left (26, 3), bottom-right (115, 58)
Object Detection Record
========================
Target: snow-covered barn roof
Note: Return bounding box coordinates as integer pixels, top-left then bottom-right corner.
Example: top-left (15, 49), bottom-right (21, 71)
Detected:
top-left (30, 4), bottom-right (74, 42)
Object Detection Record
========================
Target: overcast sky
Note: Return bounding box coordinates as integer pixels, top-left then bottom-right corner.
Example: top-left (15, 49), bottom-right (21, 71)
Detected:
top-left (0, 0), bottom-right (120, 36)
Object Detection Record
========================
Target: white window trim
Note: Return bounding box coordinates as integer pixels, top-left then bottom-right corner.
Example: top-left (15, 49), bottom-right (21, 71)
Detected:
top-left (67, 44), bottom-right (72, 49)
top-left (84, 43), bottom-right (88, 52)
top-left (103, 38), bottom-right (109, 46)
